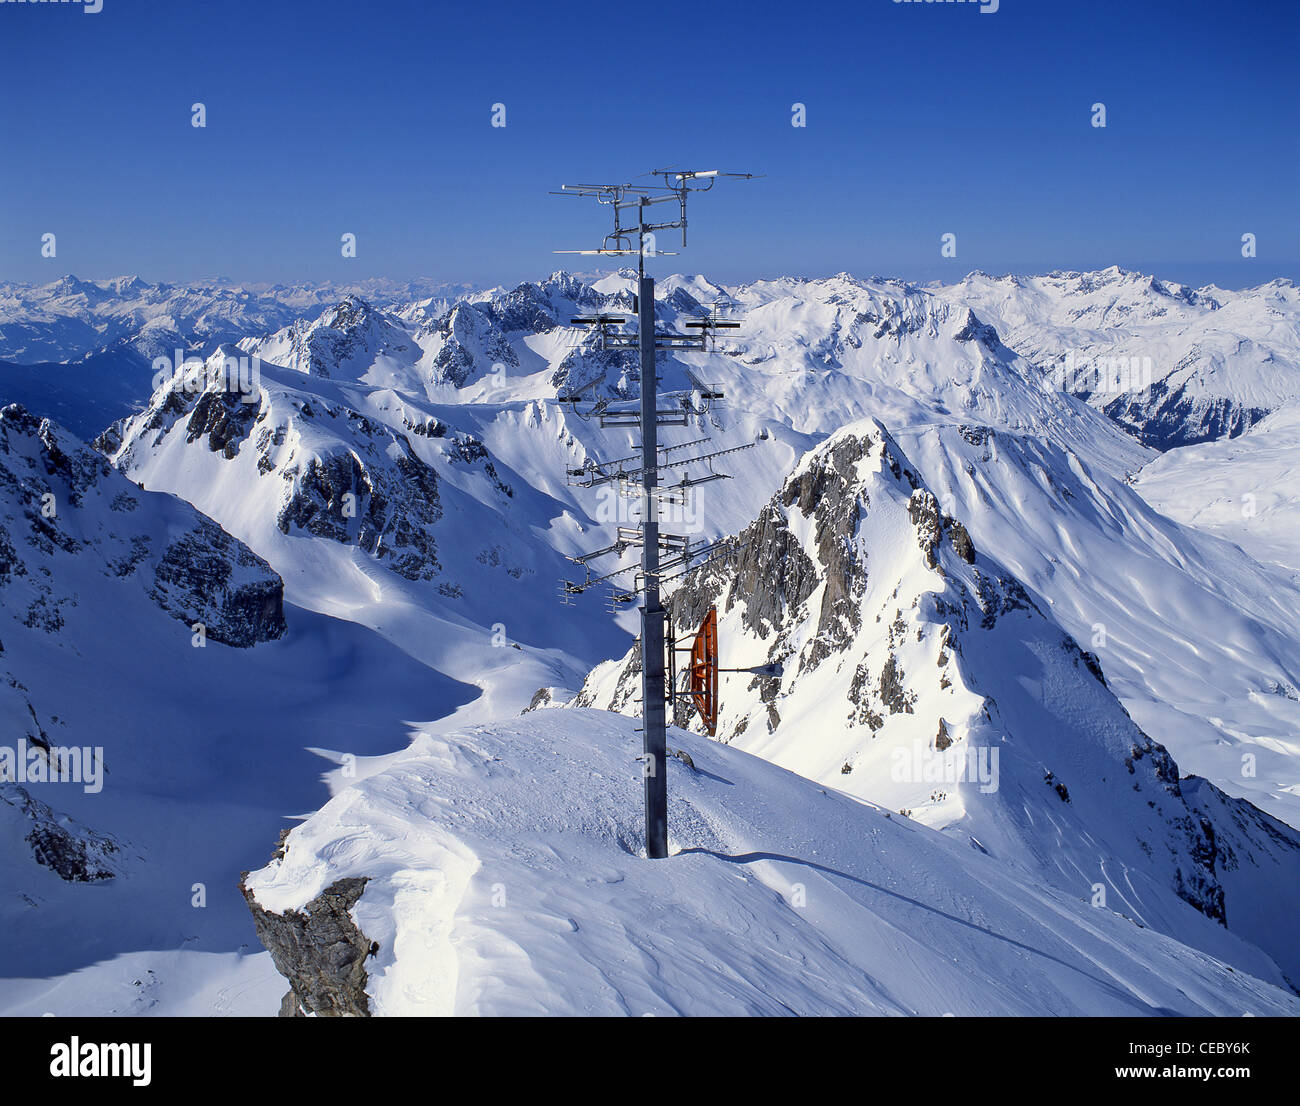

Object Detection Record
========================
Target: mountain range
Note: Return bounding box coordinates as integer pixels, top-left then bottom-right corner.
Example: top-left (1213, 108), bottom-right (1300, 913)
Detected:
top-left (2, 266), bottom-right (1298, 1016)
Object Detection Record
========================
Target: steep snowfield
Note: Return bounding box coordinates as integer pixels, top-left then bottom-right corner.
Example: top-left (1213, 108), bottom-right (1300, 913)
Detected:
top-left (0, 409), bottom-right (475, 1016)
top-left (0, 593), bottom-right (472, 1017)
top-left (1135, 402), bottom-right (1300, 576)
top-left (244, 709), bottom-right (1300, 1017)
top-left (892, 421), bottom-right (1300, 829)
top-left (937, 268), bottom-right (1300, 448)
top-left (104, 345), bottom-right (632, 727)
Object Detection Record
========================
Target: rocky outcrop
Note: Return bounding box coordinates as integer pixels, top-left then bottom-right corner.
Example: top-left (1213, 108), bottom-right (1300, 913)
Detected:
top-left (150, 519), bottom-right (286, 645)
top-left (570, 419), bottom-right (1296, 958)
top-left (0, 785), bottom-right (122, 882)
top-left (240, 873), bottom-right (376, 1017)
top-left (185, 388), bottom-right (259, 457)
top-left (0, 404), bottom-right (287, 647)
top-left (1100, 384), bottom-right (1271, 450)
top-left (274, 441), bottom-right (444, 583)
top-left (424, 302), bottom-right (519, 388)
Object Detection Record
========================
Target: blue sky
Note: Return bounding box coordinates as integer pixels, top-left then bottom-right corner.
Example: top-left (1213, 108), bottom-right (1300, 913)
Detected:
top-left (1, 0), bottom-right (1295, 288)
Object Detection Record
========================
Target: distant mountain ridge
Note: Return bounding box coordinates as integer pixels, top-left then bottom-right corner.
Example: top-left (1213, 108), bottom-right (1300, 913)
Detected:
top-left (7, 265), bottom-right (1299, 452)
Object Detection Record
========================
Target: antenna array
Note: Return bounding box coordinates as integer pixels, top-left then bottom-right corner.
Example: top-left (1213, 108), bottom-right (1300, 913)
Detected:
top-left (553, 167), bottom-right (758, 858)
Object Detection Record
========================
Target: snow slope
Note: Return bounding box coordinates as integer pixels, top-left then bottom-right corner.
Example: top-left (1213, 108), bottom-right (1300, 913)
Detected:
top-left (0, 408), bottom-right (475, 1016)
top-left (573, 421), bottom-right (1300, 985)
top-left (244, 708), bottom-right (1300, 1017)
top-left (891, 421), bottom-right (1300, 829)
top-left (1135, 402), bottom-right (1300, 575)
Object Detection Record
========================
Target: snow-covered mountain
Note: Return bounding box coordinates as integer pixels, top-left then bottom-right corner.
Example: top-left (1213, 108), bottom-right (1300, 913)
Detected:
top-left (100, 340), bottom-right (631, 725)
top-left (94, 272), bottom-right (1300, 831)
top-left (10, 265), bottom-right (1298, 453)
top-left (0, 275), bottom-right (478, 440)
top-left (573, 421), bottom-right (1300, 986)
top-left (5, 265), bottom-right (1300, 1016)
top-left (937, 267), bottom-right (1300, 448)
top-left (0, 274), bottom-right (475, 366)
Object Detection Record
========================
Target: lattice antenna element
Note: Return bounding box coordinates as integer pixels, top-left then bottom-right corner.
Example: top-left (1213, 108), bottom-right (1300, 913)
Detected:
top-left (553, 170), bottom-right (761, 261)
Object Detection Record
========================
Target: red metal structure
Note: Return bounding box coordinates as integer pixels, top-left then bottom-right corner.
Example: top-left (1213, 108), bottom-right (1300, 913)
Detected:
top-left (688, 607), bottom-right (719, 737)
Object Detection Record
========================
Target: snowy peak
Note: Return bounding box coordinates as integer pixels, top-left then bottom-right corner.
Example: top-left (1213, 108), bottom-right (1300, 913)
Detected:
top-left (420, 300), bottom-right (520, 389)
top-left (0, 276), bottom-right (472, 367)
top-left (574, 420), bottom-right (1300, 986)
top-left (244, 295), bottom-right (417, 382)
top-left (482, 272), bottom-right (602, 331)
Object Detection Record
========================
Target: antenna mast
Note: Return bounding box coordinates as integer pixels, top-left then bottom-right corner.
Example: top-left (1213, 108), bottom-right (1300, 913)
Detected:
top-left (555, 168), bottom-right (757, 859)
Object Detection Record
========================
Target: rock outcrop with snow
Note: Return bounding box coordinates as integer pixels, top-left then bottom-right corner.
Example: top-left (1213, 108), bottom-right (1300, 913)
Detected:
top-left (575, 422), bottom-right (1300, 986)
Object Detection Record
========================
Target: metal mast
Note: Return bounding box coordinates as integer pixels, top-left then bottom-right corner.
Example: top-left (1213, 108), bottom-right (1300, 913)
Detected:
top-left (555, 169), bottom-right (756, 859)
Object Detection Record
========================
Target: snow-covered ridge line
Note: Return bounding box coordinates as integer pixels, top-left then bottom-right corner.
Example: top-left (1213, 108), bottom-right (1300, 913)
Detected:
top-left (241, 709), bottom-right (1300, 1017)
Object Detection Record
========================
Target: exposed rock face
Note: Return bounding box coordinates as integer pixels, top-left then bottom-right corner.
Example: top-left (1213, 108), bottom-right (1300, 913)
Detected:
top-left (276, 441), bottom-right (444, 582)
top-left (107, 348), bottom-right (526, 593)
top-left (240, 873), bottom-right (376, 1017)
top-left (425, 302), bottom-right (519, 388)
top-left (0, 404), bottom-right (286, 647)
top-left (951, 307), bottom-right (1000, 347)
top-left (0, 784), bottom-right (122, 882)
top-left (186, 387), bottom-right (259, 457)
top-left (1100, 386), bottom-right (1271, 450)
top-left (523, 687), bottom-right (557, 713)
top-left (150, 521), bottom-right (286, 646)
top-left (552, 345), bottom-right (639, 395)
top-left (575, 425), bottom-right (1011, 731)
top-left (481, 273), bottom-right (599, 334)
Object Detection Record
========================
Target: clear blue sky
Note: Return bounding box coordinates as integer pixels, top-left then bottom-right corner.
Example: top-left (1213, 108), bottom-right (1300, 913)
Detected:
top-left (1, 0), bottom-right (1296, 288)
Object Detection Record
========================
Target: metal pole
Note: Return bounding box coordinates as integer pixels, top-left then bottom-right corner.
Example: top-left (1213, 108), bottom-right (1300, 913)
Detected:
top-left (638, 265), bottom-right (668, 859)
